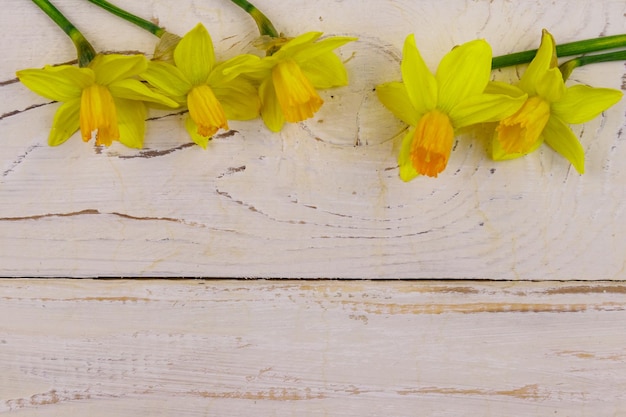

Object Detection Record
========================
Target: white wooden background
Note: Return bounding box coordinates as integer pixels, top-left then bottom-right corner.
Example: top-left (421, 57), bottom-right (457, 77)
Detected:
top-left (2, 279), bottom-right (626, 416)
top-left (2, 1), bottom-right (626, 415)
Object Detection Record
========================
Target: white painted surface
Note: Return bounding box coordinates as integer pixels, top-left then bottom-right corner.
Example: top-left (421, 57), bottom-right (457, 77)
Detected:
top-left (2, 279), bottom-right (626, 416)
top-left (1, 0), bottom-right (625, 277)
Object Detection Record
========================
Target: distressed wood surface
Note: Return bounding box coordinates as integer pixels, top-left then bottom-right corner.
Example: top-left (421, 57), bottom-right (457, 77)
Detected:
top-left (1, 0), bottom-right (626, 277)
top-left (1, 279), bottom-right (626, 416)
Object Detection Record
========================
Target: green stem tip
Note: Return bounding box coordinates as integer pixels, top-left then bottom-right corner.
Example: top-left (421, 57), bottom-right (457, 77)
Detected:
top-left (31, 0), bottom-right (96, 66)
top-left (85, 0), bottom-right (165, 37)
top-left (229, 0), bottom-right (279, 38)
top-left (492, 33), bottom-right (626, 69)
top-left (559, 49), bottom-right (626, 80)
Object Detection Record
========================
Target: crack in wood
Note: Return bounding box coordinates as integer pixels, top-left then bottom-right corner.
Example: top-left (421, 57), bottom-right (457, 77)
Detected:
top-left (0, 209), bottom-right (222, 231)
top-left (215, 188), bottom-right (309, 225)
top-left (2, 144), bottom-right (40, 177)
top-left (104, 131), bottom-right (239, 158)
top-left (145, 109), bottom-right (188, 122)
top-left (0, 101), bottom-right (54, 121)
top-left (0, 77), bottom-right (19, 87)
top-left (217, 165), bottom-right (246, 178)
top-left (116, 142), bottom-right (195, 159)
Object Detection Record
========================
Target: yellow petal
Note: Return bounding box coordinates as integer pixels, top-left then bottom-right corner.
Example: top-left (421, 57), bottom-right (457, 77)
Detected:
top-left (108, 78), bottom-right (179, 108)
top-left (535, 67), bottom-right (565, 103)
top-left (449, 92), bottom-right (527, 128)
top-left (48, 99), bottom-right (81, 146)
top-left (397, 127), bottom-right (419, 182)
top-left (436, 39), bottom-right (492, 112)
top-left (543, 116), bottom-right (585, 174)
top-left (290, 36), bottom-right (357, 64)
top-left (222, 54), bottom-right (273, 82)
top-left (115, 98), bottom-right (146, 149)
top-left (174, 23), bottom-right (214, 86)
top-left (209, 54), bottom-right (262, 85)
top-left (376, 81), bottom-right (419, 126)
top-left (519, 29), bottom-right (557, 95)
top-left (552, 85), bottom-right (623, 124)
top-left (212, 79), bottom-right (260, 121)
top-left (185, 115), bottom-right (210, 149)
top-left (484, 81), bottom-right (526, 97)
top-left (401, 34), bottom-right (437, 115)
top-left (274, 32), bottom-right (323, 58)
top-left (90, 54), bottom-right (147, 86)
top-left (79, 84), bottom-right (119, 146)
top-left (259, 77), bottom-right (285, 132)
top-left (141, 60), bottom-right (192, 98)
top-left (187, 84), bottom-right (228, 138)
top-left (17, 65), bottom-right (93, 101)
top-left (299, 53), bottom-right (348, 89)
top-left (272, 59), bottom-right (323, 123)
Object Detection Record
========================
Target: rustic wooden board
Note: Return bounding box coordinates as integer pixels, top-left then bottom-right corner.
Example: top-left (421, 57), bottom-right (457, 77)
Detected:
top-left (1, 0), bottom-right (625, 277)
top-left (1, 279), bottom-right (626, 416)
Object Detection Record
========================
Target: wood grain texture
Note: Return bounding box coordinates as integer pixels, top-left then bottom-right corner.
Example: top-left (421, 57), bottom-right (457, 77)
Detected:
top-left (1, 0), bottom-right (625, 277)
top-left (1, 279), bottom-right (626, 416)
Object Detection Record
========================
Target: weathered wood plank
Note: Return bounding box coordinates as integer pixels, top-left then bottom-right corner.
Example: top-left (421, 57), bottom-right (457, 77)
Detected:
top-left (1, 0), bottom-right (625, 278)
top-left (1, 279), bottom-right (626, 416)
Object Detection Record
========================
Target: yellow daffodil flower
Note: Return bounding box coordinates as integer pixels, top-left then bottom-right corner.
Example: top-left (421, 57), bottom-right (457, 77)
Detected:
top-left (140, 23), bottom-right (261, 148)
top-left (16, 54), bottom-right (178, 148)
top-left (228, 32), bottom-right (357, 132)
top-left (489, 29), bottom-right (623, 173)
top-left (377, 34), bottom-right (527, 180)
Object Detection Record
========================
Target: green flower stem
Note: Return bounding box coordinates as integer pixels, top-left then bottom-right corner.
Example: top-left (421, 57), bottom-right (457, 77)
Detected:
top-left (85, 0), bottom-right (165, 37)
top-left (492, 34), bottom-right (626, 69)
top-left (31, 0), bottom-right (96, 67)
top-left (229, 0), bottom-right (279, 38)
top-left (559, 49), bottom-right (626, 80)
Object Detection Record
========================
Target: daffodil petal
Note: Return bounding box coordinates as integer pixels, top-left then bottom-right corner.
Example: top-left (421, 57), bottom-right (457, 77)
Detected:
top-left (108, 79), bottom-right (179, 108)
top-left (141, 60), bottom-right (192, 97)
top-left (300, 53), bottom-right (348, 89)
top-left (184, 115), bottom-right (209, 149)
top-left (535, 67), bottom-right (565, 102)
top-left (552, 84), bottom-right (623, 124)
top-left (519, 29), bottom-right (557, 95)
top-left (484, 81), bottom-right (526, 97)
top-left (401, 34), bottom-right (437, 115)
top-left (450, 92), bottom-right (527, 128)
top-left (213, 80), bottom-right (260, 121)
top-left (543, 116), bottom-right (585, 174)
top-left (174, 23), bottom-right (215, 85)
top-left (290, 36), bottom-right (356, 64)
top-left (91, 54), bottom-right (147, 86)
top-left (437, 39), bottom-right (492, 112)
top-left (115, 98), bottom-right (146, 149)
top-left (209, 54), bottom-right (262, 85)
top-left (259, 77), bottom-right (285, 132)
top-left (376, 81), bottom-right (418, 126)
top-left (222, 55), bottom-right (273, 82)
top-left (397, 127), bottom-right (419, 182)
top-left (274, 32), bottom-right (323, 58)
top-left (17, 65), bottom-right (93, 101)
top-left (48, 99), bottom-right (81, 146)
